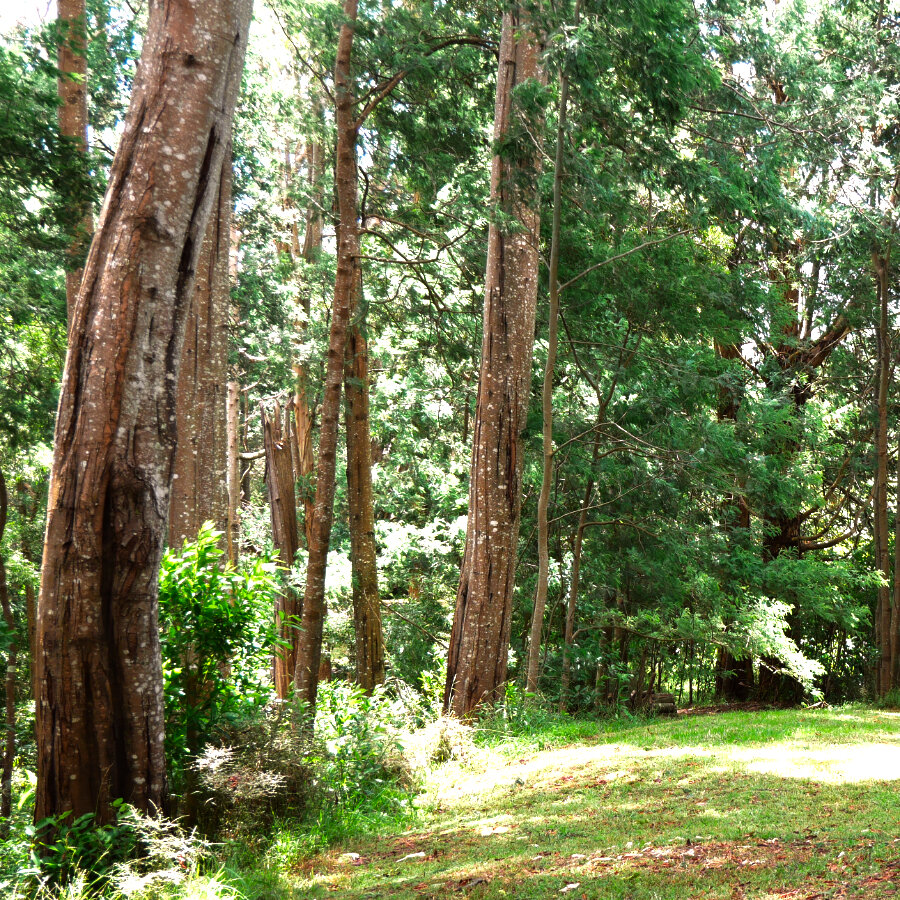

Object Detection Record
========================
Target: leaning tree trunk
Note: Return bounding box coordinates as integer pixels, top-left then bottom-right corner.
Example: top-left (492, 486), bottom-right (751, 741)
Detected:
top-left (345, 314), bottom-right (385, 693)
top-left (34, 0), bottom-right (252, 826)
top-left (444, 9), bottom-right (542, 717)
top-left (58, 0), bottom-right (93, 329)
top-left (169, 152), bottom-right (232, 548)
top-left (293, 0), bottom-right (358, 709)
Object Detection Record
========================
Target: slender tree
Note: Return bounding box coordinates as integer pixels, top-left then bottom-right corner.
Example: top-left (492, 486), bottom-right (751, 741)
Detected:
top-left (263, 400), bottom-right (301, 698)
top-left (345, 304), bottom-right (385, 692)
top-left (35, 0), bottom-right (252, 824)
top-left (444, 9), bottom-right (543, 717)
top-left (57, 0), bottom-right (93, 329)
top-left (526, 24), bottom-right (572, 693)
top-left (293, 0), bottom-right (359, 707)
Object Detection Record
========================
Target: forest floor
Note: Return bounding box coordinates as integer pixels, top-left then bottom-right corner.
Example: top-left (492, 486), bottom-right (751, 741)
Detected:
top-left (281, 706), bottom-right (900, 900)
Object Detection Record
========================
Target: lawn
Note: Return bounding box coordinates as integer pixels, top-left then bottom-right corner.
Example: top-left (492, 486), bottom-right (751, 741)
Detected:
top-left (285, 706), bottom-right (900, 899)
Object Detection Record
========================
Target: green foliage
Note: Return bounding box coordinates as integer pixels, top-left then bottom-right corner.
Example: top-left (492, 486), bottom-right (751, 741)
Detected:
top-left (312, 681), bottom-right (412, 812)
top-left (158, 524), bottom-right (280, 781)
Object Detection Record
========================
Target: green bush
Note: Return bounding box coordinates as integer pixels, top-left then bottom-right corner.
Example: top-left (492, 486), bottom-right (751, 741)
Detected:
top-left (158, 523), bottom-right (280, 787)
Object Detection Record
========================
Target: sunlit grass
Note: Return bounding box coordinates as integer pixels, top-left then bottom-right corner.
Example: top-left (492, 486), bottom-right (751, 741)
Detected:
top-left (281, 706), bottom-right (900, 899)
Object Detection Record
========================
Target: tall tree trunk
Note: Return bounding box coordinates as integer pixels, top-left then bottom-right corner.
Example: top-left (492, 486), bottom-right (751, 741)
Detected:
top-left (58, 0), bottom-right (93, 329)
top-left (526, 51), bottom-right (570, 695)
top-left (169, 152), bottom-right (232, 547)
top-left (444, 9), bottom-right (542, 717)
top-left (0, 470), bottom-right (14, 835)
top-left (295, 120), bottom-right (325, 548)
top-left (262, 401), bottom-right (301, 699)
top-left (293, 0), bottom-right (358, 708)
top-left (345, 315), bottom-right (385, 692)
top-left (874, 249), bottom-right (893, 695)
top-left (225, 380), bottom-right (241, 563)
top-left (35, 0), bottom-right (252, 825)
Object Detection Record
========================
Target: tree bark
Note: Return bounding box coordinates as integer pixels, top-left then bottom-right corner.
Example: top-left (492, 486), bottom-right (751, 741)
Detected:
top-left (293, 0), bottom-right (358, 708)
top-left (35, 0), bottom-right (252, 825)
top-left (345, 316), bottom-right (385, 692)
top-left (526, 50), bottom-right (570, 695)
top-left (58, 0), bottom-right (93, 329)
top-left (444, 9), bottom-right (542, 717)
top-left (169, 151), bottom-right (232, 548)
top-left (262, 401), bottom-right (301, 699)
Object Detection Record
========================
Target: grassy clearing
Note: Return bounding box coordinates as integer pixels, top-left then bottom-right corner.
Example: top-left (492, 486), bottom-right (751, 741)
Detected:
top-left (279, 706), bottom-right (900, 900)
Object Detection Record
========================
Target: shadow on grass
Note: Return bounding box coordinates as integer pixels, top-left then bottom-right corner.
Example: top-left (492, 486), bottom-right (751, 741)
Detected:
top-left (299, 711), bottom-right (900, 899)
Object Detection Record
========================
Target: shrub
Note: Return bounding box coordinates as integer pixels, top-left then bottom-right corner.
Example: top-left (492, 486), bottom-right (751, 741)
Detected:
top-left (158, 523), bottom-right (280, 787)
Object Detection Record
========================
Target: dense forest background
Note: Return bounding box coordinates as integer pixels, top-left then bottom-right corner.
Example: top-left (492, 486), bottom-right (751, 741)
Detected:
top-left (2, 0), bottom-right (900, 888)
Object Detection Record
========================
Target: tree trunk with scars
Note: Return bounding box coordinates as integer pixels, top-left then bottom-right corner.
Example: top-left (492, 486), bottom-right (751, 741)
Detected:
top-left (34, 0), bottom-right (252, 825)
top-left (293, 0), bottom-right (358, 708)
top-left (444, 9), bottom-right (542, 717)
top-left (58, 0), bottom-right (93, 329)
top-left (169, 153), bottom-right (232, 548)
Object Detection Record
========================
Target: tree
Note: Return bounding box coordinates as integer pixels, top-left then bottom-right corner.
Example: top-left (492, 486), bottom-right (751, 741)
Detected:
top-left (444, 8), bottom-right (543, 717)
top-left (35, 0), bottom-right (252, 824)
top-left (57, 0), bottom-right (93, 329)
top-left (293, 0), bottom-right (359, 708)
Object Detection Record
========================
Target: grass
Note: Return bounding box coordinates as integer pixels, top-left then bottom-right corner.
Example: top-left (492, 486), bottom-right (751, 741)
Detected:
top-left (275, 705), bottom-right (900, 899)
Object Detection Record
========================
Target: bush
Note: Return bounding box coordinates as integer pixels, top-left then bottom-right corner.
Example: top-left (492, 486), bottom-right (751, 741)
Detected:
top-left (191, 705), bottom-right (316, 838)
top-left (158, 523), bottom-right (280, 787)
top-left (21, 802), bottom-right (206, 895)
top-left (403, 716), bottom-right (475, 770)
